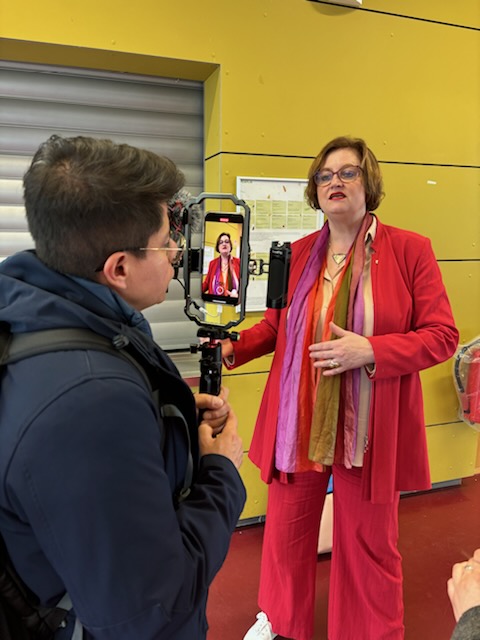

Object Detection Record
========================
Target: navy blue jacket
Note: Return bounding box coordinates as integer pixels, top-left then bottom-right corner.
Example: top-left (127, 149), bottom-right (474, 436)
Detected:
top-left (451, 606), bottom-right (480, 640)
top-left (0, 251), bottom-right (246, 639)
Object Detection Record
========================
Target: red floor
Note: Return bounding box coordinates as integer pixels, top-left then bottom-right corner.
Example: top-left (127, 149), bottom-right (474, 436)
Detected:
top-left (207, 474), bottom-right (480, 640)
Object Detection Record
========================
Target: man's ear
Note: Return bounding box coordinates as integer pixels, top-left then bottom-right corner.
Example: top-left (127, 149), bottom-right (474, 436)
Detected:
top-left (97, 252), bottom-right (129, 292)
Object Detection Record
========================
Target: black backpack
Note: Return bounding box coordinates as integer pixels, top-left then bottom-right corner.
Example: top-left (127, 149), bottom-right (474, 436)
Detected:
top-left (0, 326), bottom-right (194, 639)
top-left (0, 533), bottom-right (69, 639)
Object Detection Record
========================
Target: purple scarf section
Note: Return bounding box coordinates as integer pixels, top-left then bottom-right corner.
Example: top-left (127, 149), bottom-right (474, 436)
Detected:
top-left (275, 226), bottom-right (330, 472)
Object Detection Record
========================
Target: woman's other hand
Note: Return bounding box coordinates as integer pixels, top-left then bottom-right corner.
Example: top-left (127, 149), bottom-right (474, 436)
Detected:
top-left (309, 321), bottom-right (375, 375)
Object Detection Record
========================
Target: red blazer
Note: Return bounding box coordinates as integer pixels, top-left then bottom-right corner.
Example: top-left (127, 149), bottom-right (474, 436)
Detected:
top-left (202, 256), bottom-right (241, 296)
top-left (229, 219), bottom-right (459, 503)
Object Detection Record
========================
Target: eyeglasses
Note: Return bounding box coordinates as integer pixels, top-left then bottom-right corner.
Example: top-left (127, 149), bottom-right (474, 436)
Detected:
top-left (314, 164), bottom-right (363, 187)
top-left (95, 231), bottom-right (186, 272)
top-left (136, 231), bottom-right (186, 268)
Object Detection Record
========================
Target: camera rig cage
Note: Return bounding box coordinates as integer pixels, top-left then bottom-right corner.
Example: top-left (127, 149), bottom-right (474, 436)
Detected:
top-left (182, 192), bottom-right (251, 395)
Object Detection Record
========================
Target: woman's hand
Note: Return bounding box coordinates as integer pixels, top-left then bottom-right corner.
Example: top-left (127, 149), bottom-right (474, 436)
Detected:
top-left (197, 337), bottom-right (234, 360)
top-left (448, 549), bottom-right (480, 622)
top-left (308, 321), bottom-right (375, 376)
top-left (194, 386), bottom-right (231, 435)
top-left (220, 338), bottom-right (234, 358)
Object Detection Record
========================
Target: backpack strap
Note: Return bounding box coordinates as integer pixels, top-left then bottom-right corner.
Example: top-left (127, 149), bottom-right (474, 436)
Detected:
top-left (2, 328), bottom-right (153, 393)
top-left (0, 322), bottom-right (13, 369)
top-left (2, 326), bottom-right (194, 500)
top-left (160, 404), bottom-right (193, 502)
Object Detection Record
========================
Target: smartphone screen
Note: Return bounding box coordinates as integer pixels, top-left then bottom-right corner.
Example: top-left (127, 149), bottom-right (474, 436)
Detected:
top-left (201, 212), bottom-right (244, 306)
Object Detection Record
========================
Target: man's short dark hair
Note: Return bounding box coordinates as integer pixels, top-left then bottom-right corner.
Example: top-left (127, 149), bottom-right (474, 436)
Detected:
top-left (23, 135), bottom-right (185, 277)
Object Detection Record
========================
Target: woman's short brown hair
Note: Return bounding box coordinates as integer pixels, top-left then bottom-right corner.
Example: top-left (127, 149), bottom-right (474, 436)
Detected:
top-left (215, 232), bottom-right (232, 252)
top-left (305, 136), bottom-right (384, 212)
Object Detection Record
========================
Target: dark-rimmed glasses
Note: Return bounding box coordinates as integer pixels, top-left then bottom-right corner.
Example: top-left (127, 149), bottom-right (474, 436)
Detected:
top-left (314, 164), bottom-right (363, 187)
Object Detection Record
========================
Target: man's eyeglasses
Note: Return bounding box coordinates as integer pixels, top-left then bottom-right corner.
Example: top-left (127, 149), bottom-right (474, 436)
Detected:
top-left (136, 232), bottom-right (186, 268)
top-left (314, 164), bottom-right (363, 187)
top-left (95, 231), bottom-right (186, 272)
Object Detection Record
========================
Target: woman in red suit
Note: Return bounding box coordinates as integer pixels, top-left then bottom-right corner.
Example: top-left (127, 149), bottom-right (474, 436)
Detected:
top-left (223, 136), bottom-right (459, 640)
top-left (202, 232), bottom-right (241, 298)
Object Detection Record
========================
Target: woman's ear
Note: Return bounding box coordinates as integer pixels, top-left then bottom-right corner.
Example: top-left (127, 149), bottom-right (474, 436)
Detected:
top-left (97, 252), bottom-right (129, 292)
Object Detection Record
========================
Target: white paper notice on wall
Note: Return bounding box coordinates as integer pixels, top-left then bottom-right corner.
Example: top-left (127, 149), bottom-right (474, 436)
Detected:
top-left (236, 176), bottom-right (324, 311)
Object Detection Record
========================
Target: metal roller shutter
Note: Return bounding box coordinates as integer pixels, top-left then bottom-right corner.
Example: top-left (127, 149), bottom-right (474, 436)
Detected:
top-left (0, 61), bottom-right (203, 351)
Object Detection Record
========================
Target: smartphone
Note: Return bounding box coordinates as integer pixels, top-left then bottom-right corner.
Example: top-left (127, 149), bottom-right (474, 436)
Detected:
top-left (201, 212), bottom-right (245, 306)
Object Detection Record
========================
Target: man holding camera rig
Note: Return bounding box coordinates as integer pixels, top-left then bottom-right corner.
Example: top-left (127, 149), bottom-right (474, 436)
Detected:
top-left (0, 135), bottom-right (246, 639)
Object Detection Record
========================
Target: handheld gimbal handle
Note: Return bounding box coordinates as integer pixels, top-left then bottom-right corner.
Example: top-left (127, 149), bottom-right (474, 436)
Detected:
top-left (191, 327), bottom-right (239, 396)
top-left (198, 341), bottom-right (222, 396)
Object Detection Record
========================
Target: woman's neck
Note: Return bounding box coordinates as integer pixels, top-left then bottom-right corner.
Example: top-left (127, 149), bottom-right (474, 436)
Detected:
top-left (328, 214), bottom-right (367, 252)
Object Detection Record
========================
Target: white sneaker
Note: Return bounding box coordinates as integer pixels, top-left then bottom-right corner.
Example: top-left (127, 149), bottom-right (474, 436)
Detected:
top-left (243, 611), bottom-right (278, 640)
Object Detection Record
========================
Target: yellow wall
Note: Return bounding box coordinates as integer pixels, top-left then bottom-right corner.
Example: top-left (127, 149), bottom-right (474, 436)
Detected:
top-left (1, 0), bottom-right (479, 517)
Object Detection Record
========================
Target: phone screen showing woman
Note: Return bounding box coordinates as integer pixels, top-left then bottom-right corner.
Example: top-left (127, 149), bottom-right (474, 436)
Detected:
top-left (201, 212), bottom-right (244, 306)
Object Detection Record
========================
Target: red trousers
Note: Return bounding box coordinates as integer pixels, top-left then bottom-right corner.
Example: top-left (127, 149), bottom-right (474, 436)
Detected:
top-left (258, 465), bottom-right (404, 640)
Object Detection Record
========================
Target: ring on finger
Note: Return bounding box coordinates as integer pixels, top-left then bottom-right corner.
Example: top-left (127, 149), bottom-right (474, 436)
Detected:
top-left (328, 359), bottom-right (340, 369)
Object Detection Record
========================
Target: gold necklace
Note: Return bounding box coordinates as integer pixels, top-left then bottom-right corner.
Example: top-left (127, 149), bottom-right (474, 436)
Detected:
top-left (331, 251), bottom-right (347, 266)
top-left (329, 242), bottom-right (348, 265)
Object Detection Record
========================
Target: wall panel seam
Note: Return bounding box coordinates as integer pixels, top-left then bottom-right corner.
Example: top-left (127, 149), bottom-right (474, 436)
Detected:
top-left (306, 1), bottom-right (480, 32)
top-left (206, 152), bottom-right (480, 170)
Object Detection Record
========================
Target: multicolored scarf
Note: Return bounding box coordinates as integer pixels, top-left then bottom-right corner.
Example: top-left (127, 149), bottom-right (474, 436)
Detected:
top-left (275, 213), bottom-right (373, 472)
top-left (211, 257), bottom-right (239, 296)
